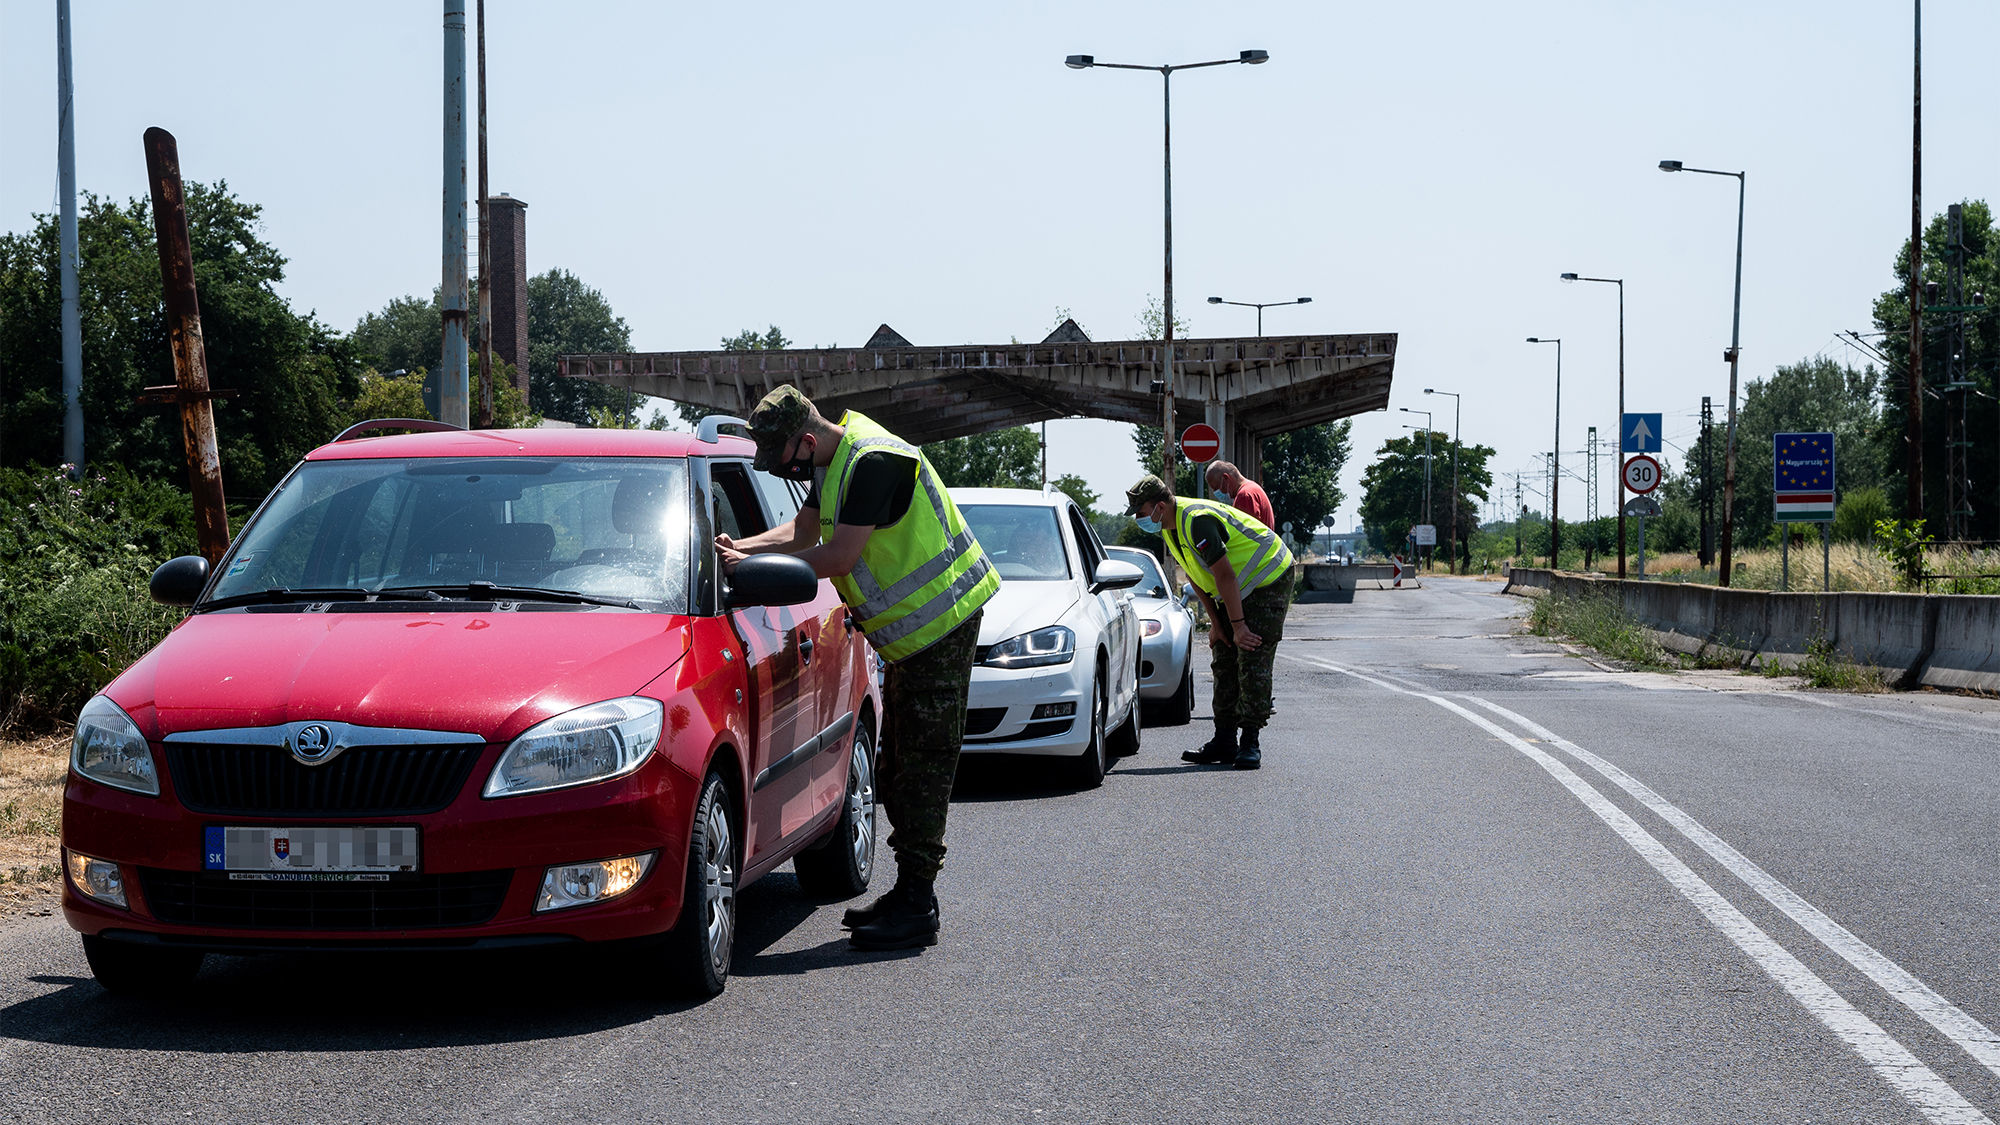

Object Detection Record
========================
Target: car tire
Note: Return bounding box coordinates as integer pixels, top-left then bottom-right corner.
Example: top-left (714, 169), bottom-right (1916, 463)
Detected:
top-left (1109, 674), bottom-right (1142, 758)
top-left (793, 722), bottom-right (877, 899)
top-left (661, 769), bottom-right (738, 998)
top-left (1069, 664), bottom-right (1107, 789)
top-left (1165, 653), bottom-right (1196, 726)
top-left (79, 934), bottom-right (203, 996)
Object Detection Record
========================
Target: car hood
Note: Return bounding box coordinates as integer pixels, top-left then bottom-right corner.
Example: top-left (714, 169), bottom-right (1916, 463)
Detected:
top-left (977, 581), bottom-right (1080, 646)
top-left (107, 608), bottom-right (691, 743)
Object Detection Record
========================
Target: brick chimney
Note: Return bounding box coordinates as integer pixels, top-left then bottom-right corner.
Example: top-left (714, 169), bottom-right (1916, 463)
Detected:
top-left (486, 194), bottom-right (529, 394)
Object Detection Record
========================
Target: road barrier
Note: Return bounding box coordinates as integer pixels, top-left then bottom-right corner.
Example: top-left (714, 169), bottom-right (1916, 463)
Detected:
top-left (1302, 563), bottom-right (1405, 591)
top-left (1500, 569), bottom-right (2000, 691)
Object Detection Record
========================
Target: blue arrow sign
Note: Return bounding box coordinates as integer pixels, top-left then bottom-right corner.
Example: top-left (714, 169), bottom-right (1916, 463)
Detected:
top-left (1621, 413), bottom-right (1663, 453)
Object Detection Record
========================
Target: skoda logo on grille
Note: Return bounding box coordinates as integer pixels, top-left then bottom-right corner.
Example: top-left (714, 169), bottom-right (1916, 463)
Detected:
top-left (287, 723), bottom-right (340, 766)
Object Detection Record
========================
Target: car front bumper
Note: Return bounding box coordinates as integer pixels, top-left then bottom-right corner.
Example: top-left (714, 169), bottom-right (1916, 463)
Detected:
top-left (960, 662), bottom-right (1091, 757)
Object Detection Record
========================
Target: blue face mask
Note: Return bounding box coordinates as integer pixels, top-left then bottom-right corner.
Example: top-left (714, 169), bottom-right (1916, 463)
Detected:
top-left (1135, 515), bottom-right (1162, 534)
top-left (1212, 490), bottom-right (1231, 502)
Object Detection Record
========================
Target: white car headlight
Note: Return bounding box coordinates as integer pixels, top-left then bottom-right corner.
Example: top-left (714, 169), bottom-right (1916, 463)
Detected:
top-left (981, 625), bottom-right (1075, 669)
top-left (484, 697), bottom-right (663, 798)
top-left (71, 696), bottom-right (158, 796)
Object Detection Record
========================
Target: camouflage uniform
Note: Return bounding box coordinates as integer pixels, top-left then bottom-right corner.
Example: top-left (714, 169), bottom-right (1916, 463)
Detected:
top-left (876, 609), bottom-right (982, 883)
top-left (1207, 569), bottom-right (1293, 733)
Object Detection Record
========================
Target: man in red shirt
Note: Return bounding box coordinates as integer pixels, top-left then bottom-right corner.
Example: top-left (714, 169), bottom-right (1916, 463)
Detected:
top-left (1206, 461), bottom-right (1275, 528)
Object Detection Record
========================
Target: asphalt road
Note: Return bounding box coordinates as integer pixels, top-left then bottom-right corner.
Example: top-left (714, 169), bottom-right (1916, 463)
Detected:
top-left (7, 577), bottom-right (2000, 1123)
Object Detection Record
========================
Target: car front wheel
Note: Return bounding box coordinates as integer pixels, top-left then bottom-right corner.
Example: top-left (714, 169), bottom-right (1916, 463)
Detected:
top-left (661, 769), bottom-right (738, 998)
top-left (793, 722), bottom-right (877, 899)
top-left (1069, 664), bottom-right (1107, 789)
top-left (1164, 652), bottom-right (1195, 726)
top-left (80, 934), bottom-right (203, 996)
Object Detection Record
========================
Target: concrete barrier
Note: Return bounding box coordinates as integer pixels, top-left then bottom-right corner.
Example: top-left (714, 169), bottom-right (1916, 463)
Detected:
top-left (1921, 596), bottom-right (2000, 691)
top-left (1834, 593), bottom-right (1935, 688)
top-left (1303, 563), bottom-right (1406, 592)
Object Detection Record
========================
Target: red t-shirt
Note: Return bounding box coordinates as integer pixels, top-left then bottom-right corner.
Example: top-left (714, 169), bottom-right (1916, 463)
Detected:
top-left (1231, 480), bottom-right (1275, 528)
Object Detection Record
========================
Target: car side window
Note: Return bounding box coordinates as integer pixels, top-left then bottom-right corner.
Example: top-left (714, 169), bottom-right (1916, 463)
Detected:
top-left (752, 470), bottom-right (803, 528)
top-left (1067, 505), bottom-right (1105, 576)
top-left (711, 461), bottom-right (770, 541)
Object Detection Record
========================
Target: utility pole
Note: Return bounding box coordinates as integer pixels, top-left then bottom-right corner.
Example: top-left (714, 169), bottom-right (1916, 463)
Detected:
top-left (1907, 0), bottom-right (1924, 527)
top-left (441, 2), bottom-right (470, 428)
top-left (475, 0), bottom-right (493, 428)
top-left (1699, 397), bottom-right (1715, 568)
top-left (57, 0), bottom-right (82, 474)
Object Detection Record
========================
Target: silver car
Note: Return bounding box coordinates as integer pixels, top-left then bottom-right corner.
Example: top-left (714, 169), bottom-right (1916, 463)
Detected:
top-left (1106, 545), bottom-right (1195, 726)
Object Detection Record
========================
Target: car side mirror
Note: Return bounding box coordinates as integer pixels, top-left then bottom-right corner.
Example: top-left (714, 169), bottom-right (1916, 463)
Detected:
top-left (725, 554), bottom-right (819, 608)
top-left (1089, 559), bottom-right (1144, 594)
top-left (150, 555), bottom-right (210, 606)
top-left (1179, 583), bottom-right (1197, 607)
top-left (1148, 584), bottom-right (1166, 598)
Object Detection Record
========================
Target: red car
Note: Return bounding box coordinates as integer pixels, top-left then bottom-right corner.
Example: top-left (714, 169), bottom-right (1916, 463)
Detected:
top-left (61, 419), bottom-right (880, 997)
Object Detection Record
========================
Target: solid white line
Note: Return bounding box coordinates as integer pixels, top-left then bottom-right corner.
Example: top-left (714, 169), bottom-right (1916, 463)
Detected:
top-left (1460, 693), bottom-right (2000, 1082)
top-left (1280, 652), bottom-right (1992, 1125)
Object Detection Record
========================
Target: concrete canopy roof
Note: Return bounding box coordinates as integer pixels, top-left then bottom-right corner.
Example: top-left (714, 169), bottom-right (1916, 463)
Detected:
top-left (557, 325), bottom-right (1394, 447)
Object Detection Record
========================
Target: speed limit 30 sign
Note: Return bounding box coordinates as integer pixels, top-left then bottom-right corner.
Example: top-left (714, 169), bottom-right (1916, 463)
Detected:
top-left (1623, 454), bottom-right (1662, 495)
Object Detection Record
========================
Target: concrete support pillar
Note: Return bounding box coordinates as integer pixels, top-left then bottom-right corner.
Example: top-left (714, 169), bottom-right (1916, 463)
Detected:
top-left (1204, 400), bottom-right (1228, 465)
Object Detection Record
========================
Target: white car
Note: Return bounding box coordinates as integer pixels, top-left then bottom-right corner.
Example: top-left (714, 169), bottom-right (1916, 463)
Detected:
top-left (951, 487), bottom-right (1144, 787)
top-left (1106, 545), bottom-right (1197, 726)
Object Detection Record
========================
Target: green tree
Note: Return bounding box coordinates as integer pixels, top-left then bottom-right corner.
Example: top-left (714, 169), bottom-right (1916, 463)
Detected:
top-left (1052, 473), bottom-right (1098, 518)
top-left (1731, 356), bottom-right (1882, 549)
top-left (1262, 420), bottom-right (1353, 543)
top-left (527, 269), bottom-right (633, 426)
top-left (349, 294), bottom-right (440, 376)
top-left (671, 325), bottom-right (793, 425)
top-left (0, 184), bottom-right (362, 496)
top-left (1359, 431), bottom-right (1494, 565)
top-left (924, 427), bottom-right (1040, 489)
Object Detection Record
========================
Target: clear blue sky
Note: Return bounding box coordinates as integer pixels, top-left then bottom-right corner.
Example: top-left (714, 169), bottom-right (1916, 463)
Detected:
top-left (4, 1), bottom-right (1995, 532)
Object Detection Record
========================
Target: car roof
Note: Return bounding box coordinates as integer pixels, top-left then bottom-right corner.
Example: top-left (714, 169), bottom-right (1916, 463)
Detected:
top-left (305, 427), bottom-right (755, 462)
top-left (950, 486), bottom-right (1069, 508)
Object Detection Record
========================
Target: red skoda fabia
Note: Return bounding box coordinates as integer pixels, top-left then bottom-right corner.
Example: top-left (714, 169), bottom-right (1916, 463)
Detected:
top-left (61, 421), bottom-right (880, 997)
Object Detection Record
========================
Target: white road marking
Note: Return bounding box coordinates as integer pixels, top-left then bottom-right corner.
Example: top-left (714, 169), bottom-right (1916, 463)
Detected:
top-left (1461, 693), bottom-right (2000, 1083)
top-left (1281, 651), bottom-right (1994, 1125)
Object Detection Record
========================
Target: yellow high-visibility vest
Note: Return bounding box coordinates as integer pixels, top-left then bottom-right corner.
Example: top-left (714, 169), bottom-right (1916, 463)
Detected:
top-left (816, 411), bottom-right (1000, 662)
top-left (1162, 496), bottom-right (1294, 599)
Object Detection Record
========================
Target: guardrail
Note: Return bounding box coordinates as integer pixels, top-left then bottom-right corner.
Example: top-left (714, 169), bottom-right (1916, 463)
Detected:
top-left (1500, 569), bottom-right (2000, 692)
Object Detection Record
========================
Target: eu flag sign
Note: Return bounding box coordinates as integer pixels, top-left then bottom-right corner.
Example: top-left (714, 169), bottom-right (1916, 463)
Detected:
top-left (1773, 432), bottom-right (1835, 522)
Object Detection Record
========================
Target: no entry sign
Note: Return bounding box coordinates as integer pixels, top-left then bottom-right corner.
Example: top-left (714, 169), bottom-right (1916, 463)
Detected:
top-left (1623, 454), bottom-right (1662, 495)
top-left (1180, 424), bottom-right (1221, 461)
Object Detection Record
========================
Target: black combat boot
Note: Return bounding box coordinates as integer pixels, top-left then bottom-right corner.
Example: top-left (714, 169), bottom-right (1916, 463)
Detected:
top-left (1233, 727), bottom-right (1262, 770)
top-left (1182, 722), bottom-right (1237, 765)
top-left (849, 874), bottom-right (939, 951)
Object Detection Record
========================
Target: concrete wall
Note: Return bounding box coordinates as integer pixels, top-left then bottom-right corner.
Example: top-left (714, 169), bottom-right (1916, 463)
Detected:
top-left (1500, 569), bottom-right (1998, 691)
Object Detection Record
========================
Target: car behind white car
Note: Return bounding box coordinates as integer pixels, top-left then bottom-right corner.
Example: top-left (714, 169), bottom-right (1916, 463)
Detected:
top-left (951, 488), bottom-right (1143, 787)
top-left (1106, 545), bottom-right (1196, 726)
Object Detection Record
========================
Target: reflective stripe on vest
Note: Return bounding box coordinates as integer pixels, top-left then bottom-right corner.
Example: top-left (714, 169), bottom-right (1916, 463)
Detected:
top-left (1163, 497), bottom-right (1295, 599)
top-left (818, 413), bottom-right (1000, 662)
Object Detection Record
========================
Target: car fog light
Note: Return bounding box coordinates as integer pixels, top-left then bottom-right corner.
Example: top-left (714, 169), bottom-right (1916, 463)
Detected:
top-left (1031, 702), bottom-right (1076, 720)
top-left (535, 851), bottom-right (656, 913)
top-left (65, 850), bottom-right (127, 909)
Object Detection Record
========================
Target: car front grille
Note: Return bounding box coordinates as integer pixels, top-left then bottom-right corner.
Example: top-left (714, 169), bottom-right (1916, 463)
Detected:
top-left (138, 868), bottom-right (512, 930)
top-left (962, 707), bottom-right (1007, 736)
top-left (165, 743), bottom-right (483, 818)
top-left (964, 718), bottom-right (1074, 744)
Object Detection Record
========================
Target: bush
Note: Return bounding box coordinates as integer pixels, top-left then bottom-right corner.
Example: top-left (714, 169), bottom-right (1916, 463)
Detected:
top-left (1525, 587), bottom-right (1673, 668)
top-left (0, 465), bottom-right (195, 730)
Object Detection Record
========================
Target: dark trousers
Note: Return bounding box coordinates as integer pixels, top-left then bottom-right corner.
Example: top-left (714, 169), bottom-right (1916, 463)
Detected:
top-left (877, 609), bottom-right (982, 884)
top-left (1209, 571), bottom-right (1293, 732)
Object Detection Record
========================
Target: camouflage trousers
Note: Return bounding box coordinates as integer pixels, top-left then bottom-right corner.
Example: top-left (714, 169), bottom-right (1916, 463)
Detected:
top-left (1208, 571), bottom-right (1293, 732)
top-left (877, 609), bottom-right (982, 884)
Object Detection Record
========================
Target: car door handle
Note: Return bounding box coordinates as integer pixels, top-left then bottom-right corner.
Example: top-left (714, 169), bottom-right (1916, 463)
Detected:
top-left (798, 635), bottom-right (814, 664)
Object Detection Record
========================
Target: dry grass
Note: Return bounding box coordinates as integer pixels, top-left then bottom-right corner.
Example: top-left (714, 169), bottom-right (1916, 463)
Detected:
top-left (1642, 542), bottom-right (1903, 591)
top-left (0, 730), bottom-right (66, 903)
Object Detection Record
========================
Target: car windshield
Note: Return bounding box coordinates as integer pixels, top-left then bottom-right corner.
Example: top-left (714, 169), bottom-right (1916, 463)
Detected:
top-left (960, 504), bottom-right (1070, 581)
top-left (1109, 547), bottom-right (1168, 595)
top-left (208, 457), bottom-right (692, 612)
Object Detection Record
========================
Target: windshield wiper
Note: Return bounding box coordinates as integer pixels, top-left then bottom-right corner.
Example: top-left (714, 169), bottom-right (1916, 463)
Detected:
top-left (376, 583), bottom-right (641, 610)
top-left (195, 587), bottom-right (399, 612)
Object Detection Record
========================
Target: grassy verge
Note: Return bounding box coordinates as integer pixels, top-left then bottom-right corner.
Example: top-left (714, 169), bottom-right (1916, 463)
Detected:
top-left (1526, 589), bottom-right (1675, 669)
top-left (1, 730), bottom-right (65, 903)
top-left (1766, 636), bottom-right (1891, 693)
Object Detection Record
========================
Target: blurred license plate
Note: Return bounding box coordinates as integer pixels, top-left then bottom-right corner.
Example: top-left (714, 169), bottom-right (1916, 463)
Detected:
top-left (204, 826), bottom-right (419, 878)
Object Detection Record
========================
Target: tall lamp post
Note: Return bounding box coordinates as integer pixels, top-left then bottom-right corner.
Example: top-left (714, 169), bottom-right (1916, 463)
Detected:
top-left (1067, 49), bottom-right (1269, 492)
top-left (1206, 295), bottom-right (1311, 337)
top-left (1401, 408), bottom-right (1433, 568)
top-left (1526, 338), bottom-right (1562, 565)
top-left (1425, 388), bottom-right (1461, 573)
top-left (1559, 273), bottom-right (1625, 577)
top-left (1660, 159), bottom-right (1745, 586)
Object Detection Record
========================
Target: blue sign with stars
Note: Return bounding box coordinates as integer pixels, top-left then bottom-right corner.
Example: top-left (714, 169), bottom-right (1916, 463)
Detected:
top-left (1773, 431), bottom-right (1835, 521)
top-left (1621, 413), bottom-right (1663, 453)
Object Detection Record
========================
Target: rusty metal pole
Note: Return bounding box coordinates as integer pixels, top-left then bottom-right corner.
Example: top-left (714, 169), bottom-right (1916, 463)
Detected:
top-left (1160, 66), bottom-right (1177, 493)
top-left (440, 2), bottom-right (470, 428)
top-left (475, 0), bottom-right (493, 428)
top-left (1907, 0), bottom-right (1925, 528)
top-left (142, 128), bottom-right (230, 564)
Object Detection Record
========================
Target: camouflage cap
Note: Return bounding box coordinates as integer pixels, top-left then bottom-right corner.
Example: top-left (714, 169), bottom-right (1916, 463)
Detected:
top-left (1124, 474), bottom-right (1173, 515)
top-left (746, 384), bottom-right (814, 472)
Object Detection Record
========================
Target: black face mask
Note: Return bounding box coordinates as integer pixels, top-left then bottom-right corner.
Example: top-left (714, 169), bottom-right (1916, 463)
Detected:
top-left (774, 434), bottom-right (816, 481)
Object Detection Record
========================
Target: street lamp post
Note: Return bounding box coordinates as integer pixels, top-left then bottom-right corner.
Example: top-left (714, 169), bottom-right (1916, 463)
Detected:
top-left (1401, 408), bottom-right (1433, 569)
top-left (1660, 159), bottom-right (1745, 586)
top-left (1526, 338), bottom-right (1562, 565)
top-left (1068, 49), bottom-right (1269, 493)
top-left (1560, 273), bottom-right (1625, 578)
top-left (1206, 295), bottom-right (1311, 337)
top-left (1426, 388), bottom-right (1461, 573)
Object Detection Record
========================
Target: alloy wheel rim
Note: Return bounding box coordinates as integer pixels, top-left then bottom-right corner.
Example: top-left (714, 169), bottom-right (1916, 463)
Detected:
top-left (848, 740), bottom-right (876, 880)
top-left (701, 798), bottom-right (735, 969)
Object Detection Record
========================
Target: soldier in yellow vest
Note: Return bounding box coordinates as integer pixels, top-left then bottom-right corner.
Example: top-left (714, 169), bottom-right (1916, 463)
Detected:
top-left (717, 386), bottom-right (999, 950)
top-left (1125, 474), bottom-right (1295, 769)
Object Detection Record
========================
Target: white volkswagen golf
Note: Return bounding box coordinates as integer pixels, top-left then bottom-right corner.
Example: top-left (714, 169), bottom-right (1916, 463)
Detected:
top-left (950, 487), bottom-right (1144, 787)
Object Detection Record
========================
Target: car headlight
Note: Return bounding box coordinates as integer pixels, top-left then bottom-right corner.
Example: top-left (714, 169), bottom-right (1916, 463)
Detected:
top-left (484, 697), bottom-right (663, 798)
top-left (981, 625), bottom-right (1074, 669)
top-left (536, 852), bottom-right (656, 912)
top-left (1141, 619), bottom-right (1164, 638)
top-left (71, 696), bottom-right (158, 796)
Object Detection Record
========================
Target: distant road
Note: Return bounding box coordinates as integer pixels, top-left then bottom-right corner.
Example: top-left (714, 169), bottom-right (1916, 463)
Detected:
top-left (5, 577), bottom-right (1999, 1123)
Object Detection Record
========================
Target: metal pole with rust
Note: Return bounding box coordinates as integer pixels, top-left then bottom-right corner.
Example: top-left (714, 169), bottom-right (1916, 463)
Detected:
top-left (1907, 0), bottom-right (1925, 530)
top-left (142, 128), bottom-right (231, 564)
top-left (475, 0), bottom-right (493, 428)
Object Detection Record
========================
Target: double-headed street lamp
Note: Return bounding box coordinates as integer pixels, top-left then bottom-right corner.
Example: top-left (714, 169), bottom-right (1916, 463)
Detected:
top-left (1660, 159), bottom-right (1745, 586)
top-left (1207, 295), bottom-right (1311, 337)
top-left (1526, 337), bottom-right (1562, 565)
top-left (1425, 388), bottom-right (1461, 573)
top-left (1399, 407), bottom-right (1434, 526)
top-left (1066, 49), bottom-right (1269, 492)
top-left (1560, 273), bottom-right (1626, 578)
